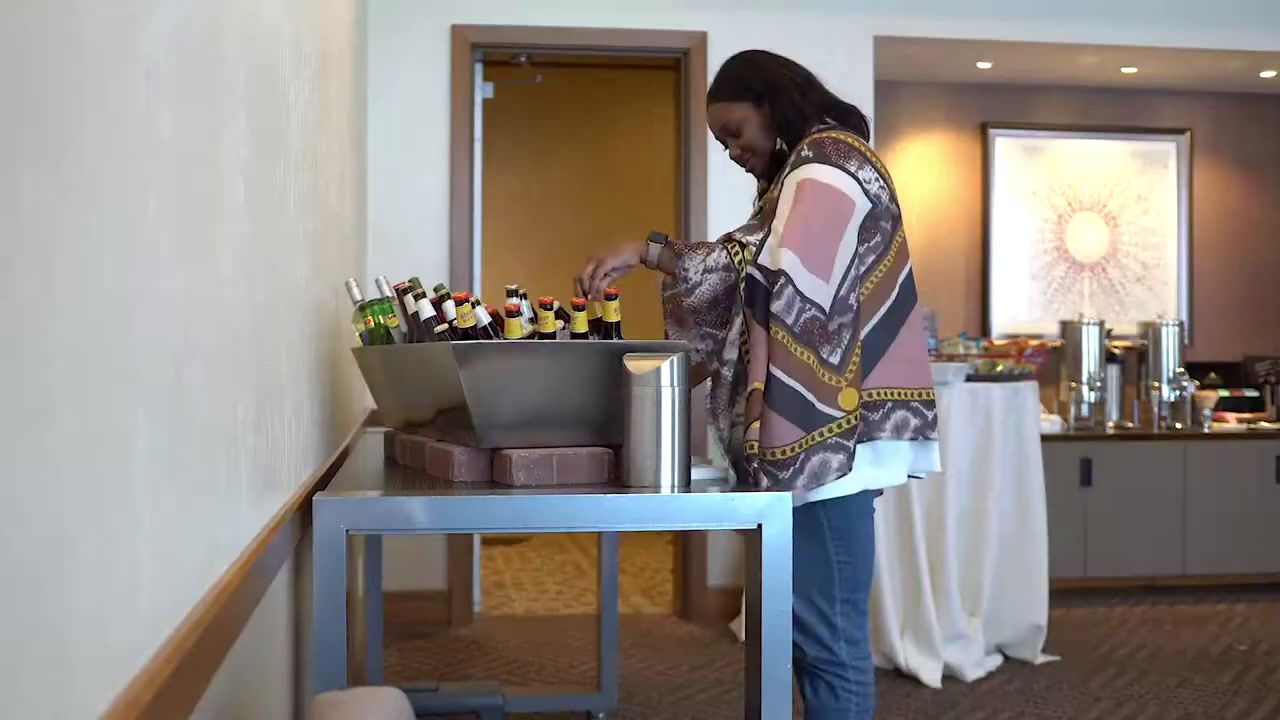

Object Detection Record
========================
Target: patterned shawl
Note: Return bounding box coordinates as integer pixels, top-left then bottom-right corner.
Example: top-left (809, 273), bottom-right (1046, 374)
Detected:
top-left (663, 127), bottom-right (938, 493)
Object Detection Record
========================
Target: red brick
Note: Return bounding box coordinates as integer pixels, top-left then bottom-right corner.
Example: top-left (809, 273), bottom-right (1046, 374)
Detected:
top-left (394, 433), bottom-right (431, 470)
top-left (424, 440), bottom-right (492, 483)
top-left (492, 447), bottom-right (614, 487)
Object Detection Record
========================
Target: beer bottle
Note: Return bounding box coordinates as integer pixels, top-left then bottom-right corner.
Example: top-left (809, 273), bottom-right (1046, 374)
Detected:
top-left (502, 303), bottom-right (525, 340)
top-left (536, 297), bottom-right (558, 340)
top-left (361, 300), bottom-right (397, 345)
top-left (518, 288), bottom-right (537, 334)
top-left (588, 300), bottom-right (604, 339)
top-left (452, 292), bottom-right (479, 340)
top-left (412, 289), bottom-right (454, 342)
top-left (471, 297), bottom-right (501, 340)
top-left (393, 281), bottom-right (422, 343)
top-left (344, 278), bottom-right (371, 343)
top-left (601, 287), bottom-right (624, 340)
top-left (408, 276), bottom-right (425, 294)
top-left (373, 276), bottom-right (407, 343)
top-left (569, 297), bottom-right (591, 340)
top-left (432, 283), bottom-right (458, 327)
top-left (553, 298), bottom-right (573, 328)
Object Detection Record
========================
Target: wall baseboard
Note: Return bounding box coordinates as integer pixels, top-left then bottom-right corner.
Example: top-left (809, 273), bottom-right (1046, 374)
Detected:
top-left (101, 413), bottom-right (370, 720)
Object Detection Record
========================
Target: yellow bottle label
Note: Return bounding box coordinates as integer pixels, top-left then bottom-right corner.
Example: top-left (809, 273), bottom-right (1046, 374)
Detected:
top-left (503, 315), bottom-right (524, 339)
top-left (603, 299), bottom-right (621, 323)
top-left (455, 303), bottom-right (477, 328)
top-left (537, 308), bottom-right (557, 334)
top-left (588, 301), bottom-right (603, 320)
top-left (385, 313), bottom-right (400, 329)
top-left (363, 316), bottom-right (375, 329)
top-left (570, 310), bottom-right (589, 334)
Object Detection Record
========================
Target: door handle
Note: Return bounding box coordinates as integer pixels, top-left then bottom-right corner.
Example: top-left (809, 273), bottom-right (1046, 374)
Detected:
top-left (1080, 457), bottom-right (1093, 488)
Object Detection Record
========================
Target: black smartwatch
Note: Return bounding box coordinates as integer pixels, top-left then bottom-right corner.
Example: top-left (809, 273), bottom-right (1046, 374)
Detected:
top-left (644, 231), bottom-right (670, 270)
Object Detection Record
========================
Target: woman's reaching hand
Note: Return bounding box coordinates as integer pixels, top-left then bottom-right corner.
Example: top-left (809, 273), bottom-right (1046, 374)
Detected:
top-left (574, 240), bottom-right (646, 300)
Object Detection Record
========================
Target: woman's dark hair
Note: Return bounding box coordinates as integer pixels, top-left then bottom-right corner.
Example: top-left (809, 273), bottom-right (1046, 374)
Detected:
top-left (707, 50), bottom-right (870, 148)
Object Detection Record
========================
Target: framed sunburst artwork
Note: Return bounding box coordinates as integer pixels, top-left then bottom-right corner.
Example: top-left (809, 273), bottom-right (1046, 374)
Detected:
top-left (983, 123), bottom-right (1191, 338)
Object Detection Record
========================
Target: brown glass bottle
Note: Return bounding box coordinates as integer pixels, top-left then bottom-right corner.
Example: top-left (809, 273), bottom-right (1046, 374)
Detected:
top-left (432, 283), bottom-right (457, 327)
top-left (536, 297), bottom-right (558, 340)
top-left (412, 289), bottom-right (454, 341)
top-left (452, 292), bottom-right (479, 340)
top-left (471, 297), bottom-right (500, 340)
top-left (588, 300), bottom-right (604, 338)
top-left (393, 281), bottom-right (423, 343)
top-left (569, 297), bottom-right (590, 340)
top-left (502, 304), bottom-right (524, 340)
top-left (601, 288), bottom-right (624, 340)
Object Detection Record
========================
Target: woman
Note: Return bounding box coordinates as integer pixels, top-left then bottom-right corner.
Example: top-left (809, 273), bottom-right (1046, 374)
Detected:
top-left (577, 50), bottom-right (939, 719)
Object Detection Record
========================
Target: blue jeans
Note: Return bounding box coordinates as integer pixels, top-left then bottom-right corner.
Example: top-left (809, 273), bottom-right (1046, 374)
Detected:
top-left (793, 490), bottom-right (878, 720)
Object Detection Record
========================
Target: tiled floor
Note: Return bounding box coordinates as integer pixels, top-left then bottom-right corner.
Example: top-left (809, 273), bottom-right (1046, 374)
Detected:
top-left (479, 532), bottom-right (674, 616)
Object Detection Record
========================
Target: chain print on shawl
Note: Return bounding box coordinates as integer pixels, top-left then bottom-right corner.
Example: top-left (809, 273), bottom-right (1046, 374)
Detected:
top-left (739, 129), bottom-right (938, 493)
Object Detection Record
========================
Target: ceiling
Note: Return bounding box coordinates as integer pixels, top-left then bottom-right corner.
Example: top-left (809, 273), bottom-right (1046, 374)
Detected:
top-left (875, 37), bottom-right (1280, 95)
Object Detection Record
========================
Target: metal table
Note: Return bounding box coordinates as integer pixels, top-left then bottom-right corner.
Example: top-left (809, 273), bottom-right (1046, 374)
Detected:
top-left (312, 431), bottom-right (793, 719)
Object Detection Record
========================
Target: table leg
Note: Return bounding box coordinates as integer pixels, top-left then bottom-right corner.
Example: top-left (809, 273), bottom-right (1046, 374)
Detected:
top-left (743, 508), bottom-right (793, 720)
top-left (361, 534), bottom-right (384, 685)
top-left (596, 532), bottom-right (620, 712)
top-left (312, 506), bottom-right (348, 694)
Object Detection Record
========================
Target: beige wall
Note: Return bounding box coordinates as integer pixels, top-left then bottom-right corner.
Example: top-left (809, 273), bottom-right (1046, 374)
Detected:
top-left (2, 1), bottom-right (366, 715)
top-left (876, 81), bottom-right (1280, 361)
top-left (481, 62), bottom-right (680, 340)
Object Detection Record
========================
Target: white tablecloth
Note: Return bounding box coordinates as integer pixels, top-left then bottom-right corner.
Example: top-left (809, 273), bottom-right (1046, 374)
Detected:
top-left (730, 380), bottom-right (1055, 687)
top-left (870, 380), bottom-right (1055, 687)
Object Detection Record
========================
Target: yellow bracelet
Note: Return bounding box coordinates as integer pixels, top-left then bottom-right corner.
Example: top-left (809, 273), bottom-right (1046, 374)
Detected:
top-left (749, 381), bottom-right (766, 392)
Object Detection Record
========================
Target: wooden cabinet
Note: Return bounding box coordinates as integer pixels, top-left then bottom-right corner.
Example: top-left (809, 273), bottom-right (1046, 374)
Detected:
top-left (1082, 443), bottom-right (1184, 577)
top-left (1184, 441), bottom-right (1280, 574)
top-left (1041, 443), bottom-right (1087, 578)
top-left (1042, 437), bottom-right (1280, 579)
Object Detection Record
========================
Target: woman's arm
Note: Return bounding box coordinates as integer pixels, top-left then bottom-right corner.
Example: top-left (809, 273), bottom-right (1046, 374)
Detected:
top-left (574, 239), bottom-right (681, 300)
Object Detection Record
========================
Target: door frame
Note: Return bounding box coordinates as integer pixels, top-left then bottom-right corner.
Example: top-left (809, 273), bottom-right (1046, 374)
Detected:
top-left (447, 24), bottom-right (721, 626)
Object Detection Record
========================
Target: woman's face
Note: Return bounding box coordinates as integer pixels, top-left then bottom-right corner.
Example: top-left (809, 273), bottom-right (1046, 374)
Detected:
top-left (707, 101), bottom-right (775, 181)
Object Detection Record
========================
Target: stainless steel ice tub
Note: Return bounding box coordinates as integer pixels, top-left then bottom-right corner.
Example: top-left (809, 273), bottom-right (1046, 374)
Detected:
top-left (351, 340), bottom-right (689, 448)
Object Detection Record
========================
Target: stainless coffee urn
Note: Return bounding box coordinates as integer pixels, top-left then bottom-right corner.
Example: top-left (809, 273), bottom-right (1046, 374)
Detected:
top-left (1059, 316), bottom-right (1108, 431)
top-left (1137, 318), bottom-right (1195, 430)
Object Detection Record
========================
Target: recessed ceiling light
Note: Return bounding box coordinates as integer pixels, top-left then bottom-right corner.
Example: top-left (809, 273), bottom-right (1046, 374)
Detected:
top-left (1120, 66), bottom-right (1139, 74)
top-left (975, 60), bottom-right (994, 70)
top-left (1261, 70), bottom-right (1279, 79)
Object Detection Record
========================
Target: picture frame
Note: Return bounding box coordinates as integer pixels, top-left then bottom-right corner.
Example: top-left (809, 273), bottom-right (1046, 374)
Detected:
top-left (982, 123), bottom-right (1192, 339)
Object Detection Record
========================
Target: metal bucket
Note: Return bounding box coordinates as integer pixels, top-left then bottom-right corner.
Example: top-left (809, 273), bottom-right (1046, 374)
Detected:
top-left (351, 340), bottom-right (688, 448)
top-left (621, 352), bottom-right (690, 490)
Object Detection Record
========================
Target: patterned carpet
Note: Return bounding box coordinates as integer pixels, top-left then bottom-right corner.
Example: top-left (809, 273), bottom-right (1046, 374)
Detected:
top-left (479, 533), bottom-right (674, 616)
top-left (386, 586), bottom-right (1280, 719)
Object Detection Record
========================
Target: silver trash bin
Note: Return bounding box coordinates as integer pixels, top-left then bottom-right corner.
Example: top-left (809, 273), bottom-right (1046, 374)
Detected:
top-left (621, 352), bottom-right (690, 490)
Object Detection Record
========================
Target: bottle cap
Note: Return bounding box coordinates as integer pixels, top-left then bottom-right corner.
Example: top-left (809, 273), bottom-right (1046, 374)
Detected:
top-left (604, 287), bottom-right (620, 299)
top-left (538, 296), bottom-right (555, 307)
top-left (571, 297), bottom-right (587, 310)
top-left (504, 303), bottom-right (521, 316)
top-left (344, 278), bottom-right (364, 304)
top-left (452, 291), bottom-right (471, 303)
top-left (433, 283), bottom-right (449, 295)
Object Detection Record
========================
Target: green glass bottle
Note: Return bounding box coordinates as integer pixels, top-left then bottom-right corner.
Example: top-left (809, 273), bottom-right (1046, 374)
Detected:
top-left (369, 298), bottom-right (401, 345)
top-left (360, 302), bottom-right (395, 346)
top-left (344, 278), bottom-right (369, 343)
